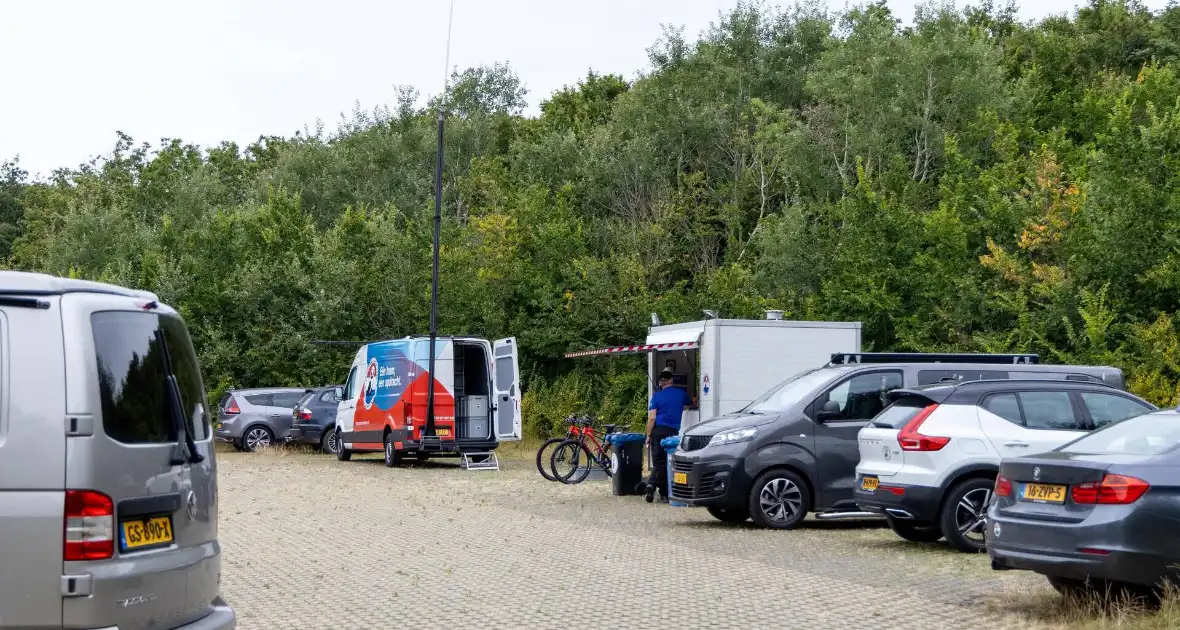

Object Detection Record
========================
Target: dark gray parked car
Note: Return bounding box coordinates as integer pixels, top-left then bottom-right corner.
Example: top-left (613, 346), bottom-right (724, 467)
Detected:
top-left (288, 385), bottom-right (343, 453)
top-left (213, 387), bottom-right (307, 451)
top-left (988, 408), bottom-right (1180, 597)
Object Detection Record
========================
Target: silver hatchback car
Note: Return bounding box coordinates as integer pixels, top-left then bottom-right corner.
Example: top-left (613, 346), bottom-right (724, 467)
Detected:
top-left (0, 271), bottom-right (234, 629)
top-left (213, 387), bottom-right (306, 451)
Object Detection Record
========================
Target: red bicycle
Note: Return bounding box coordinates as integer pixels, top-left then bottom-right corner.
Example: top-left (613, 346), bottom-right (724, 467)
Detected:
top-left (549, 416), bottom-right (620, 484)
top-left (535, 415), bottom-right (615, 481)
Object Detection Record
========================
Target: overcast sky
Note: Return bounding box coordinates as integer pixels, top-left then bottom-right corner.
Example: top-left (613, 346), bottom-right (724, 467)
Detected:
top-left (1, 0), bottom-right (1171, 178)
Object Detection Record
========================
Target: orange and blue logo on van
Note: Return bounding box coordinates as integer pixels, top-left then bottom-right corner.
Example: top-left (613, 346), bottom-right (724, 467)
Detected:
top-left (363, 358), bottom-right (379, 409)
top-left (360, 343), bottom-right (415, 412)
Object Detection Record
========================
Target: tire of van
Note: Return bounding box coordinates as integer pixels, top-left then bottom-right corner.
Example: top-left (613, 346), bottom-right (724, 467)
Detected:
top-left (748, 469), bottom-right (812, 530)
top-left (335, 430), bottom-right (352, 462)
top-left (885, 516), bottom-right (943, 543)
top-left (383, 433), bottom-right (404, 468)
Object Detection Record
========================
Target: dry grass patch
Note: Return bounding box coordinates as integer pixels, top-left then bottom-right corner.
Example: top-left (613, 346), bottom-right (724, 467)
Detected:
top-left (991, 582), bottom-right (1180, 629)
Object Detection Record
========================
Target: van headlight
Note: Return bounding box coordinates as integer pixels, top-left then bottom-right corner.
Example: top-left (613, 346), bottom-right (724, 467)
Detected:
top-left (709, 427), bottom-right (758, 447)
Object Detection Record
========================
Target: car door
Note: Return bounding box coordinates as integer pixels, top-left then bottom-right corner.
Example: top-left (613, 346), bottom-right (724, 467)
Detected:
top-left (60, 294), bottom-right (217, 630)
top-left (268, 390), bottom-right (303, 438)
top-left (810, 370), bottom-right (904, 507)
top-left (336, 364), bottom-right (359, 446)
top-left (317, 388), bottom-right (342, 427)
top-left (492, 338), bottom-right (521, 441)
top-left (978, 390), bottom-right (1087, 458)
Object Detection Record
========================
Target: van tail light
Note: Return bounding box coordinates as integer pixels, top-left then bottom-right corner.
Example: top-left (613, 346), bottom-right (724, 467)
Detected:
top-left (897, 404), bottom-right (949, 451)
top-left (1071, 474), bottom-right (1150, 505)
top-left (64, 490), bottom-right (114, 561)
top-left (995, 475), bottom-right (1012, 497)
top-left (224, 396), bottom-right (241, 415)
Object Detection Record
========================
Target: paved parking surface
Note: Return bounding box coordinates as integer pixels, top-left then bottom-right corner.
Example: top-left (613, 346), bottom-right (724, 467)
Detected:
top-left (217, 449), bottom-right (1053, 629)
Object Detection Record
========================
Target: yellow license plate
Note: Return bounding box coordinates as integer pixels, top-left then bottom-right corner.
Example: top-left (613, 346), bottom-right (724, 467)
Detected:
top-left (861, 476), bottom-right (879, 491)
top-left (673, 472), bottom-right (688, 485)
top-left (1021, 483), bottom-right (1067, 504)
top-left (436, 429), bottom-right (451, 437)
top-left (121, 516), bottom-right (174, 550)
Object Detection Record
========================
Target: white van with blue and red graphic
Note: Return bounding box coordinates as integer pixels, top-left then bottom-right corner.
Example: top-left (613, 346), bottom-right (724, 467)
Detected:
top-left (333, 335), bottom-right (521, 465)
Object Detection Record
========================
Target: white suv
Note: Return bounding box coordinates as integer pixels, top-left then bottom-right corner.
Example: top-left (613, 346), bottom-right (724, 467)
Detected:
top-left (854, 379), bottom-right (1154, 553)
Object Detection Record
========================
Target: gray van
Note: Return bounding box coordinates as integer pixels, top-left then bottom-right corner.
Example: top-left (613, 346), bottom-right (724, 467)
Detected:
top-left (0, 271), bottom-right (234, 629)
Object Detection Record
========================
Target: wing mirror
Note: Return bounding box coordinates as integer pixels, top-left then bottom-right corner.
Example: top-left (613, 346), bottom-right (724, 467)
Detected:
top-left (816, 400), bottom-right (842, 422)
top-left (333, 386), bottom-right (344, 401)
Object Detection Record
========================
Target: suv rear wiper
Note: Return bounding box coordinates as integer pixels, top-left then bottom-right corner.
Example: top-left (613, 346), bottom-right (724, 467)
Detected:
top-left (155, 330), bottom-right (205, 465)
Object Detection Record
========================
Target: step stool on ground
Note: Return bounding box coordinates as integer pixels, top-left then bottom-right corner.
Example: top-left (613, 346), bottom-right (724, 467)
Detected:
top-left (460, 452), bottom-right (500, 471)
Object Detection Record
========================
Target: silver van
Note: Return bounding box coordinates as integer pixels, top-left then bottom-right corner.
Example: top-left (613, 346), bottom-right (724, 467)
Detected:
top-left (0, 271), bottom-right (234, 629)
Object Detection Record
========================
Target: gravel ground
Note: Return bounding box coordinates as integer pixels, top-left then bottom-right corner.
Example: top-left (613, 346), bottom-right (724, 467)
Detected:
top-left (216, 447), bottom-right (1056, 629)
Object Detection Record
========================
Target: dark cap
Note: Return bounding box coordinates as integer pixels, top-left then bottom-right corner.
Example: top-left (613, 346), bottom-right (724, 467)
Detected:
top-left (658, 369), bottom-right (674, 381)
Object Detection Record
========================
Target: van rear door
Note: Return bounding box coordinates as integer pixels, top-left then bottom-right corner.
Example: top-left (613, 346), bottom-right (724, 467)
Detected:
top-left (492, 337), bottom-right (521, 440)
top-left (0, 295), bottom-right (67, 628)
top-left (61, 294), bottom-right (220, 630)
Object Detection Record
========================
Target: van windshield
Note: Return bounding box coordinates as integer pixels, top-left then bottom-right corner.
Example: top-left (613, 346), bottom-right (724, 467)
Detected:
top-left (742, 368), bottom-right (839, 414)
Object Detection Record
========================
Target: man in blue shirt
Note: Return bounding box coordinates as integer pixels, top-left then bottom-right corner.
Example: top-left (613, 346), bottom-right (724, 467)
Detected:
top-left (645, 369), bottom-right (693, 503)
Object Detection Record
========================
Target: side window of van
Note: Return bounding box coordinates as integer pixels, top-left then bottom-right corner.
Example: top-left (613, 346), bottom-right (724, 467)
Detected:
top-left (817, 371), bottom-right (903, 421)
top-left (92, 312), bottom-right (175, 444)
top-left (343, 366), bottom-right (358, 400)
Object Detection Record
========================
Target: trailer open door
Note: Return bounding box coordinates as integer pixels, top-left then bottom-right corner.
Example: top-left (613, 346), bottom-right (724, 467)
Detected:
top-left (493, 338), bottom-right (521, 440)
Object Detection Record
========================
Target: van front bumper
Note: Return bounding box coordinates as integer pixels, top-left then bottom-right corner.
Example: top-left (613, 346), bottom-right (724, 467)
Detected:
top-left (669, 447), bottom-right (751, 510)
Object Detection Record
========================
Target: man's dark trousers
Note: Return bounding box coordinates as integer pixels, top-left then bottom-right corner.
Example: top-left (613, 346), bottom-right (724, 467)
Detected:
top-left (648, 424), bottom-right (678, 498)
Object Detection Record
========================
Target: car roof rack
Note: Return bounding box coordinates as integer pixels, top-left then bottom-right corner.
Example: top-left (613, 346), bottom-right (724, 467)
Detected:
top-left (830, 352), bottom-right (1039, 366)
top-left (918, 378), bottom-right (1117, 389)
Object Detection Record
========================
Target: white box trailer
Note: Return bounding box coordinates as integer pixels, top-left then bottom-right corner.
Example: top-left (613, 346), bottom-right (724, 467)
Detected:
top-left (565, 312), bottom-right (862, 432)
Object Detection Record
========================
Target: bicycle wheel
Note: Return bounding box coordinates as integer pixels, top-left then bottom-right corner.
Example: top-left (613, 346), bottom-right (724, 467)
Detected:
top-left (550, 439), bottom-right (594, 485)
top-left (535, 437), bottom-right (567, 481)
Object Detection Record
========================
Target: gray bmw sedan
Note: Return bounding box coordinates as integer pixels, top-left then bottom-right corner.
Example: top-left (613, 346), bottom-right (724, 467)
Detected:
top-left (987, 408), bottom-right (1180, 597)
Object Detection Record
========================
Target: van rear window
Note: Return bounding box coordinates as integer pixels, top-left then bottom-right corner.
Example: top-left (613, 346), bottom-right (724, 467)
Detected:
top-left (92, 312), bottom-right (209, 444)
top-left (871, 397), bottom-right (933, 429)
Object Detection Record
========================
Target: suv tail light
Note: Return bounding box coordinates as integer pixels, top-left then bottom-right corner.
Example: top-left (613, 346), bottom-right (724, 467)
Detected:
top-left (224, 396), bottom-right (241, 415)
top-left (1071, 474), bottom-right (1150, 505)
top-left (64, 490), bottom-right (114, 561)
top-left (298, 408), bottom-right (312, 421)
top-left (897, 404), bottom-right (949, 451)
top-left (995, 475), bottom-right (1012, 497)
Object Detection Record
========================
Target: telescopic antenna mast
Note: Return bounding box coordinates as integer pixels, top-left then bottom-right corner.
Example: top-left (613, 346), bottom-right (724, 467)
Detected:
top-left (426, 0), bottom-right (455, 439)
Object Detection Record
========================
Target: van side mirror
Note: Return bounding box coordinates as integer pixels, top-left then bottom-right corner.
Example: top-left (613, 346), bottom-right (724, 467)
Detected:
top-left (816, 400), bottom-right (842, 421)
top-left (333, 387), bottom-right (344, 401)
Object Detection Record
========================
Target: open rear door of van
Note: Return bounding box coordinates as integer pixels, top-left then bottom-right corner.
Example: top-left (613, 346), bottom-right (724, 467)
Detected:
top-left (493, 338), bottom-right (521, 440)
